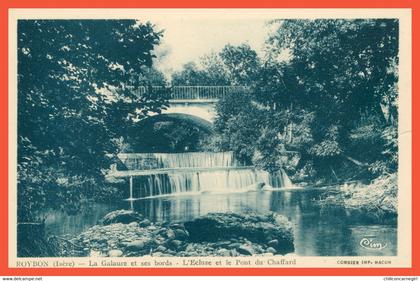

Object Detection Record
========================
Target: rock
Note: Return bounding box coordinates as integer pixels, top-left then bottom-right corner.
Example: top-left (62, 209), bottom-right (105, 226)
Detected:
top-left (155, 245), bottom-right (167, 252)
top-left (185, 244), bottom-right (195, 252)
top-left (142, 237), bottom-right (155, 247)
top-left (266, 247), bottom-right (277, 254)
top-left (74, 211), bottom-right (294, 257)
top-left (158, 228), bottom-right (167, 236)
top-left (125, 240), bottom-right (145, 251)
top-left (237, 245), bottom-right (254, 256)
top-left (168, 239), bottom-right (183, 250)
top-left (155, 237), bottom-right (166, 245)
top-left (169, 223), bottom-right (185, 230)
top-left (89, 250), bottom-right (102, 257)
top-left (184, 212), bottom-right (294, 255)
top-left (108, 249), bottom-right (123, 257)
top-left (173, 229), bottom-right (189, 240)
top-left (214, 240), bottom-right (231, 248)
top-left (230, 249), bottom-right (239, 257)
top-left (267, 239), bottom-right (279, 248)
top-left (263, 252), bottom-right (274, 256)
top-left (147, 225), bottom-right (158, 231)
top-left (216, 248), bottom-right (230, 256)
top-left (227, 243), bottom-right (242, 249)
top-left (92, 238), bottom-right (108, 244)
top-left (101, 210), bottom-right (143, 225)
top-left (166, 249), bottom-right (176, 255)
top-left (139, 219), bottom-right (151, 227)
top-left (166, 229), bottom-right (176, 240)
top-left (128, 222), bottom-right (139, 227)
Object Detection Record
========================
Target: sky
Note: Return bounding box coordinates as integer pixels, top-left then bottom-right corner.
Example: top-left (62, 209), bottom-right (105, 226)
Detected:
top-left (137, 13), bottom-right (276, 77)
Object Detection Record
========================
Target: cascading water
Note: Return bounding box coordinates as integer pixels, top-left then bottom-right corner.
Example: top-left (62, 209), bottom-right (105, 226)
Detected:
top-left (119, 152), bottom-right (294, 198)
top-left (118, 151), bottom-right (242, 170)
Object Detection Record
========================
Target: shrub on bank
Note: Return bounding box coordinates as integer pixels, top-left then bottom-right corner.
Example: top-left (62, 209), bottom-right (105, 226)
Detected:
top-left (319, 173), bottom-right (397, 216)
top-left (340, 173), bottom-right (397, 214)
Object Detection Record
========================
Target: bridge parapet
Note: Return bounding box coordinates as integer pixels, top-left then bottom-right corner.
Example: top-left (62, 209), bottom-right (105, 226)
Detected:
top-left (130, 85), bottom-right (250, 122)
top-left (134, 85), bottom-right (250, 101)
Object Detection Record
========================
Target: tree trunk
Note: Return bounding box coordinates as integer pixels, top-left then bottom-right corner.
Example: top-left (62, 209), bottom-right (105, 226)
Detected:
top-left (343, 155), bottom-right (368, 167)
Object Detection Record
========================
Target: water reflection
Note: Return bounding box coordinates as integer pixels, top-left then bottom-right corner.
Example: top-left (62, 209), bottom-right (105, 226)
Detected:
top-left (44, 189), bottom-right (397, 256)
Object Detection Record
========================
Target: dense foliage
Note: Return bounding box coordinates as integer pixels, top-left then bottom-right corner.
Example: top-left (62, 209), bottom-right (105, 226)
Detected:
top-left (203, 19), bottom-right (399, 184)
top-left (18, 18), bottom-right (400, 222)
top-left (18, 20), bottom-right (166, 221)
top-left (171, 44), bottom-right (259, 86)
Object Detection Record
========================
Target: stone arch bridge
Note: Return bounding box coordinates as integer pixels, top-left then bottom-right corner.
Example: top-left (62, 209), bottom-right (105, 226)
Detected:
top-left (134, 86), bottom-right (250, 123)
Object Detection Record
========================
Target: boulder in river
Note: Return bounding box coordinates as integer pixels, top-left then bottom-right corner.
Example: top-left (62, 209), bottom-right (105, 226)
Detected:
top-left (237, 244), bottom-right (254, 256)
top-left (125, 240), bottom-right (145, 251)
top-left (139, 219), bottom-right (151, 227)
top-left (101, 210), bottom-right (144, 225)
top-left (108, 249), bottom-right (123, 257)
top-left (184, 212), bottom-right (294, 254)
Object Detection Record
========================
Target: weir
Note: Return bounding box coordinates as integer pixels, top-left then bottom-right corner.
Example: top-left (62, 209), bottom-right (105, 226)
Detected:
top-left (118, 151), bottom-right (242, 170)
top-left (112, 152), bottom-right (293, 199)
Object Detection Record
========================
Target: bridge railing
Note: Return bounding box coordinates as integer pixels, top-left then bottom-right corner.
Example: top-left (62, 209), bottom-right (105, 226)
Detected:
top-left (133, 86), bottom-right (250, 100)
top-left (170, 86), bottom-right (249, 100)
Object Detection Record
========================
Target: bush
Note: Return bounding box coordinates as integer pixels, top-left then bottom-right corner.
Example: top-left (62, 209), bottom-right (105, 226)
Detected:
top-left (319, 173), bottom-right (397, 216)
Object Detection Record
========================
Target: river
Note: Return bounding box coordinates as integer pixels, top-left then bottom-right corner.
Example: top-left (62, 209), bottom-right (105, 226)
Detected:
top-left (45, 152), bottom-right (397, 256)
top-left (44, 188), bottom-right (397, 256)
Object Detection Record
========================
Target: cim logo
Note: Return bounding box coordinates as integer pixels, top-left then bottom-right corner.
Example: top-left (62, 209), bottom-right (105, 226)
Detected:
top-left (359, 237), bottom-right (388, 250)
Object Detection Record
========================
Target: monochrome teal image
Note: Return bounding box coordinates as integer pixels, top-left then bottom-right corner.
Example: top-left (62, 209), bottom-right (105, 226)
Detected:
top-left (17, 17), bottom-right (399, 258)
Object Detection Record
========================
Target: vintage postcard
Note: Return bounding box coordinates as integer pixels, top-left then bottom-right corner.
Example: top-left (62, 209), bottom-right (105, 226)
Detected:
top-left (7, 8), bottom-right (412, 270)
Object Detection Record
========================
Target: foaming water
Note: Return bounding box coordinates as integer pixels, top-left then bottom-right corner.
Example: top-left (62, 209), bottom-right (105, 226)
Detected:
top-left (118, 151), bottom-right (241, 170)
top-left (130, 169), bottom-right (294, 198)
top-left (118, 151), bottom-right (294, 198)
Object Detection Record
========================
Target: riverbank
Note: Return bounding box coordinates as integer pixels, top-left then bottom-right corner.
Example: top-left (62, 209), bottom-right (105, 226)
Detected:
top-left (317, 173), bottom-right (397, 218)
top-left (60, 210), bottom-right (294, 257)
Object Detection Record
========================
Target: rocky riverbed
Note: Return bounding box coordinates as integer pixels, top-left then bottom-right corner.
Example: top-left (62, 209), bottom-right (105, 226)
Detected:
top-left (65, 210), bottom-right (295, 257)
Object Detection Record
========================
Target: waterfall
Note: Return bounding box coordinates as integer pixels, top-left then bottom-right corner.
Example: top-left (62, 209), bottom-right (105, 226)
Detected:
top-left (118, 151), bottom-right (243, 170)
top-left (280, 169), bottom-right (294, 188)
top-left (119, 152), bottom-right (294, 198)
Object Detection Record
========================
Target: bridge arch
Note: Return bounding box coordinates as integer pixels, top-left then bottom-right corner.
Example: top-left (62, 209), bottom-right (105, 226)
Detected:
top-left (133, 86), bottom-right (251, 123)
top-left (163, 101), bottom-right (217, 123)
top-left (139, 113), bottom-right (214, 132)
top-left (127, 113), bottom-right (214, 153)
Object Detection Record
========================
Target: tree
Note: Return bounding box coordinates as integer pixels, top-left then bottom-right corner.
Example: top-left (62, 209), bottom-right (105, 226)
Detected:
top-left (171, 62), bottom-right (206, 85)
top-left (171, 44), bottom-right (260, 86)
top-left (267, 19), bottom-right (398, 120)
top-left (199, 51), bottom-right (230, 85)
top-left (138, 66), bottom-right (168, 86)
top-left (264, 19), bottom-right (399, 178)
top-left (171, 55), bottom-right (230, 86)
top-left (212, 19), bottom-right (399, 182)
top-left (17, 20), bottom-right (165, 221)
top-left (219, 43), bottom-right (260, 86)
